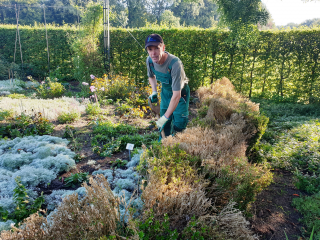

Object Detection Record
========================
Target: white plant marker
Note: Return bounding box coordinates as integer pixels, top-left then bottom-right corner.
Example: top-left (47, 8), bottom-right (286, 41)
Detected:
top-left (126, 143), bottom-right (134, 161)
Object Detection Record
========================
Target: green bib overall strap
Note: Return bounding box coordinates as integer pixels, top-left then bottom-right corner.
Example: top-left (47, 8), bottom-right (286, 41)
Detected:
top-left (148, 57), bottom-right (179, 85)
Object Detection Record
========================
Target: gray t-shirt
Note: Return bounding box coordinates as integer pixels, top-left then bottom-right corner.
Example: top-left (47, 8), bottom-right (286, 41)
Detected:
top-left (146, 52), bottom-right (189, 91)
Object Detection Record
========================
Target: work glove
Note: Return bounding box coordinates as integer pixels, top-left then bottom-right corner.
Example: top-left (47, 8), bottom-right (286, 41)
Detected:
top-left (148, 91), bottom-right (158, 103)
top-left (156, 115), bottom-right (168, 130)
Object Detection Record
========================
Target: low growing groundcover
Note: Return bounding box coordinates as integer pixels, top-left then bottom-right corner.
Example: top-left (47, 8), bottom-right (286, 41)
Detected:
top-left (253, 99), bottom-right (320, 239)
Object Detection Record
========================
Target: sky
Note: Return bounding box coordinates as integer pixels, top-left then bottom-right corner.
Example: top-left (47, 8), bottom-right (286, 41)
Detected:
top-left (261, 0), bottom-right (320, 26)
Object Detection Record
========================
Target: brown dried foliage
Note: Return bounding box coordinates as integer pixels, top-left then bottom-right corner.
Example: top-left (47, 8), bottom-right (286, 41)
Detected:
top-left (183, 202), bottom-right (258, 240)
top-left (140, 146), bottom-right (211, 230)
top-left (163, 77), bottom-right (261, 172)
top-left (197, 77), bottom-right (259, 116)
top-left (0, 175), bottom-right (137, 240)
top-left (142, 174), bottom-right (211, 228)
top-left (162, 77), bottom-right (272, 210)
top-left (163, 117), bottom-right (250, 173)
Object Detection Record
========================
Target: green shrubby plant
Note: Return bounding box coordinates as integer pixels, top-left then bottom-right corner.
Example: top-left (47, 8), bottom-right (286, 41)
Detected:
top-left (294, 171), bottom-right (320, 194)
top-left (63, 125), bottom-right (76, 138)
top-left (137, 211), bottom-right (178, 240)
top-left (85, 102), bottom-right (102, 116)
top-left (91, 74), bottom-right (138, 101)
top-left (0, 112), bottom-right (54, 139)
top-left (0, 109), bottom-right (13, 120)
top-left (57, 111), bottom-right (81, 124)
top-left (92, 128), bottom-right (157, 157)
top-left (36, 77), bottom-right (66, 99)
top-left (0, 177), bottom-right (44, 224)
top-left (64, 172), bottom-right (89, 188)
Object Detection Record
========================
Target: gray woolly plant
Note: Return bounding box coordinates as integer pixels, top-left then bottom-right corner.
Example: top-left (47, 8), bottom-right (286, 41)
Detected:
top-left (92, 149), bottom-right (144, 218)
top-left (0, 135), bottom-right (76, 231)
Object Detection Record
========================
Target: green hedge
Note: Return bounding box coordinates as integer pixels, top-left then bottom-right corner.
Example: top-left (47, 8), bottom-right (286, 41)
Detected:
top-left (1, 25), bottom-right (320, 102)
top-left (0, 24), bottom-right (76, 80)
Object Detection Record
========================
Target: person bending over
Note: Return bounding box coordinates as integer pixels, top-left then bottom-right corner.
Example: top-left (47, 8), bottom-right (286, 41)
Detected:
top-left (145, 33), bottom-right (190, 138)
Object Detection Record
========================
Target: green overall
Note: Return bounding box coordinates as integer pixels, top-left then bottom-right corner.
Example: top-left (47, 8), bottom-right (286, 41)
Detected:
top-left (149, 57), bottom-right (190, 137)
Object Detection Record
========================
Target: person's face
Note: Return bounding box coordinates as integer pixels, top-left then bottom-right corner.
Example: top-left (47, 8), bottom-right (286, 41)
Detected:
top-left (146, 44), bottom-right (165, 64)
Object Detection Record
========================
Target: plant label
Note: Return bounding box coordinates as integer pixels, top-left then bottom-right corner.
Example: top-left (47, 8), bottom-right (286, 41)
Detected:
top-left (126, 143), bottom-right (134, 150)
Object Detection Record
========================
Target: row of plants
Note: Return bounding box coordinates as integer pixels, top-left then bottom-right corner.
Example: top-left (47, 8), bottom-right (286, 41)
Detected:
top-left (91, 120), bottom-right (157, 157)
top-left (254, 98), bottom-right (320, 238)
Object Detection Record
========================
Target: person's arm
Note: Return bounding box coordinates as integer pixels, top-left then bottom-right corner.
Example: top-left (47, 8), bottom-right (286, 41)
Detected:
top-left (164, 90), bottom-right (181, 118)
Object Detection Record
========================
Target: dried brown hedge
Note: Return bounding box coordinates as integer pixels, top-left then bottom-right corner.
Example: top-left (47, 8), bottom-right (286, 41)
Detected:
top-left (162, 77), bottom-right (272, 210)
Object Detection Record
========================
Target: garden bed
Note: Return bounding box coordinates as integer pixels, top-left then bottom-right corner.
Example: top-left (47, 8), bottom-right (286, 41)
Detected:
top-left (0, 77), bottom-right (318, 239)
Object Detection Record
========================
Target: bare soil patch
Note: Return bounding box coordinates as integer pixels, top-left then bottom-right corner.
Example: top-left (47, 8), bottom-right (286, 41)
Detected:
top-left (249, 169), bottom-right (307, 240)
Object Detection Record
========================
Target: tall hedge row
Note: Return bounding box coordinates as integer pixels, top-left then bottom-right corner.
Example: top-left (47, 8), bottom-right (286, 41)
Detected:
top-left (1, 25), bottom-right (320, 102)
top-left (0, 25), bottom-right (76, 79)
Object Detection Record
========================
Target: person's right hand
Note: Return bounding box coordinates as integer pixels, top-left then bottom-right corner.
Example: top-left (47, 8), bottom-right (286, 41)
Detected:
top-left (148, 91), bottom-right (158, 103)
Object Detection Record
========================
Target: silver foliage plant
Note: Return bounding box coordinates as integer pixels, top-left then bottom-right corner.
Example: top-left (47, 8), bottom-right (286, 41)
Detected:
top-left (44, 150), bottom-right (144, 225)
top-left (0, 135), bottom-right (76, 230)
top-left (92, 149), bottom-right (144, 220)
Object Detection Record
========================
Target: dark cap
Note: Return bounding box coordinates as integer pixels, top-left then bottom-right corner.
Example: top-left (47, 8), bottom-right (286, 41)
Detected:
top-left (145, 34), bottom-right (163, 49)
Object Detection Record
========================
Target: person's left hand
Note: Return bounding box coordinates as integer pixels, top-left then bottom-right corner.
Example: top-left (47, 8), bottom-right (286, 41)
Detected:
top-left (156, 115), bottom-right (168, 129)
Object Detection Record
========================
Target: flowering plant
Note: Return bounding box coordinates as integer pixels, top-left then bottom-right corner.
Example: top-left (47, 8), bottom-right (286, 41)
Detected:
top-left (36, 77), bottom-right (65, 99)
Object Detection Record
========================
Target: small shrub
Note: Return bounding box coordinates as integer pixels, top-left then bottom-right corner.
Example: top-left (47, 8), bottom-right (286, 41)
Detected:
top-left (93, 133), bottom-right (158, 157)
top-left (63, 125), bottom-right (76, 138)
top-left (138, 145), bottom-right (210, 228)
top-left (137, 210), bottom-right (178, 240)
top-left (64, 172), bottom-right (89, 188)
top-left (91, 74), bottom-right (136, 101)
top-left (0, 112), bottom-right (54, 138)
top-left (57, 111), bottom-right (80, 124)
top-left (36, 77), bottom-right (65, 99)
top-left (115, 101), bottom-right (147, 118)
top-left (86, 102), bottom-right (102, 116)
top-left (294, 171), bottom-right (320, 194)
top-left (205, 158), bottom-right (272, 210)
top-left (181, 216), bottom-right (227, 240)
top-left (110, 158), bottom-right (128, 168)
top-left (92, 121), bottom-right (138, 138)
top-left (0, 177), bottom-right (44, 224)
top-left (0, 109), bottom-right (13, 120)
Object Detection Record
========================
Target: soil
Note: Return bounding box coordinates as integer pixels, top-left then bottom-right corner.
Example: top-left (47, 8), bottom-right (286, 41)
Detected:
top-left (249, 169), bottom-right (307, 240)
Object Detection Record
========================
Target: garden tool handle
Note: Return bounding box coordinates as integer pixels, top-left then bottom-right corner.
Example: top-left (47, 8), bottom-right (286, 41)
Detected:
top-left (160, 129), bottom-right (165, 139)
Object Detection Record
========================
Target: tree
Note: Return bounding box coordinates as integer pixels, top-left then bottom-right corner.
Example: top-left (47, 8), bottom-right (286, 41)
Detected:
top-left (123, 0), bottom-right (149, 28)
top-left (171, 0), bottom-right (203, 26)
top-left (257, 3), bottom-right (276, 30)
top-left (108, 0), bottom-right (129, 28)
top-left (146, 0), bottom-right (174, 22)
top-left (214, 0), bottom-right (269, 26)
top-left (160, 9), bottom-right (180, 27)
